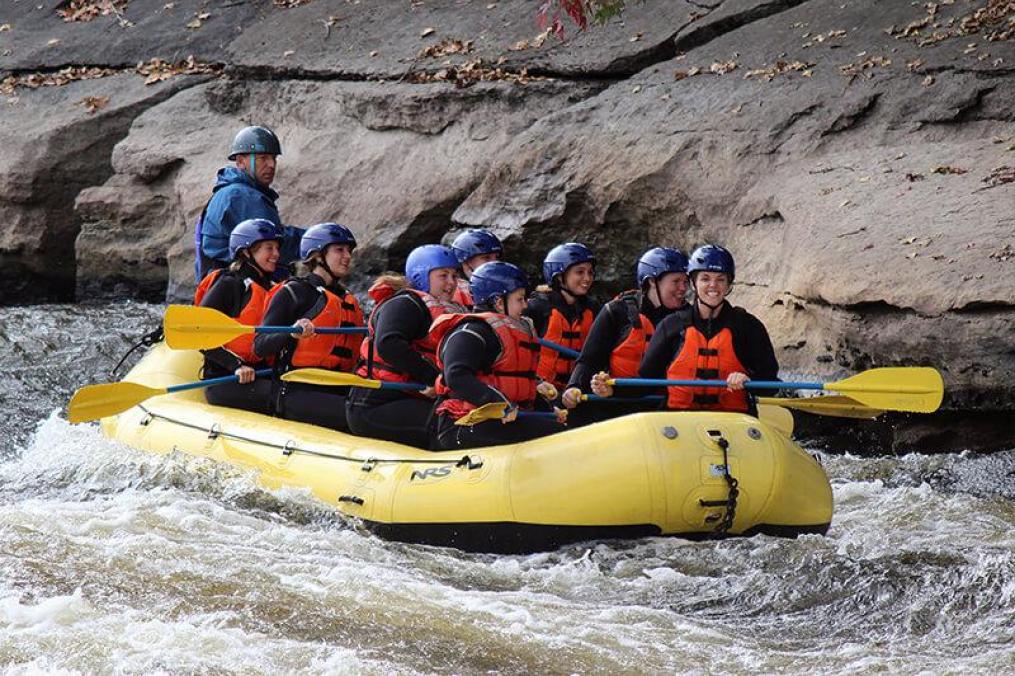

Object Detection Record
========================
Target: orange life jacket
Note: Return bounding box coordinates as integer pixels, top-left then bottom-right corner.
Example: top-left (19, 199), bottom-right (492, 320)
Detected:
top-left (452, 278), bottom-right (474, 307)
top-left (356, 288), bottom-right (465, 384)
top-left (537, 301), bottom-right (594, 388)
top-left (263, 278), bottom-right (364, 371)
top-left (431, 313), bottom-right (541, 420)
top-left (666, 324), bottom-right (749, 412)
top-left (193, 268), bottom-right (270, 364)
top-left (608, 291), bottom-right (655, 379)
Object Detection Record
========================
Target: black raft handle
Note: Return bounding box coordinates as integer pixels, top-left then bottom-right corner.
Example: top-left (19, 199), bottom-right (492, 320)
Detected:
top-left (338, 495), bottom-right (365, 506)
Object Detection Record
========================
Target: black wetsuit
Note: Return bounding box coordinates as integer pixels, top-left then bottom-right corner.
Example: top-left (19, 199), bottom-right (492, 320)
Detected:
top-left (433, 319), bottom-right (562, 450)
top-left (197, 262), bottom-right (274, 414)
top-left (639, 301), bottom-right (780, 413)
top-left (345, 293), bottom-right (440, 449)
top-left (253, 272), bottom-right (355, 431)
top-left (566, 295), bottom-right (679, 427)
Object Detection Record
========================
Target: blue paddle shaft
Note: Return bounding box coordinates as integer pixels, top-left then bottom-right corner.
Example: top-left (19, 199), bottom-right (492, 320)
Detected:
top-left (612, 378), bottom-right (821, 391)
top-left (166, 368), bottom-right (274, 394)
top-left (519, 411), bottom-right (559, 420)
top-left (537, 337), bottom-right (579, 359)
top-left (253, 326), bottom-right (367, 335)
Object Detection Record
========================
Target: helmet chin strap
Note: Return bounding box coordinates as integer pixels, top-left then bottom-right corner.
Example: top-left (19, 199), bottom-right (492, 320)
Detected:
top-left (248, 153), bottom-right (256, 182)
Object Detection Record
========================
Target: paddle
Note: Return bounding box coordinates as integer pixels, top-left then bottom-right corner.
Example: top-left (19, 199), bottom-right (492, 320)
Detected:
top-left (756, 395), bottom-right (884, 419)
top-left (537, 338), bottom-right (579, 359)
top-left (453, 402), bottom-right (563, 426)
top-left (67, 368), bottom-right (273, 423)
top-left (281, 369), bottom-right (424, 391)
top-left (164, 305), bottom-right (367, 350)
top-left (608, 367), bottom-right (943, 413)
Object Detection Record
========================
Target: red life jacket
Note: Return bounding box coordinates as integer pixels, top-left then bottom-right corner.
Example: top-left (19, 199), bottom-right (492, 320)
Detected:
top-left (431, 312), bottom-right (541, 420)
top-left (193, 268), bottom-right (270, 365)
top-left (536, 300), bottom-right (594, 388)
top-left (608, 291), bottom-right (655, 379)
top-left (452, 278), bottom-right (473, 307)
top-left (666, 324), bottom-right (749, 412)
top-left (263, 278), bottom-right (364, 371)
top-left (356, 288), bottom-right (464, 384)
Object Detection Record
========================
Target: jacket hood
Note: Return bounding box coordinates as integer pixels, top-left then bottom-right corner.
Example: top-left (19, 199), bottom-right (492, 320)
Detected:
top-left (213, 166), bottom-right (279, 200)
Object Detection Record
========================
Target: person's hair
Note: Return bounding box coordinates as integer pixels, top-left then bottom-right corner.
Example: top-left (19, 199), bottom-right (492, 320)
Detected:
top-left (229, 249), bottom-right (251, 273)
top-left (374, 273), bottom-right (409, 291)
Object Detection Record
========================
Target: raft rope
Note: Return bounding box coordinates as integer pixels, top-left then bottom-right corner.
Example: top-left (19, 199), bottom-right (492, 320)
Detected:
top-left (713, 434), bottom-right (739, 538)
top-left (698, 431), bottom-right (738, 538)
top-left (110, 326), bottom-right (165, 380)
top-left (135, 403), bottom-right (484, 471)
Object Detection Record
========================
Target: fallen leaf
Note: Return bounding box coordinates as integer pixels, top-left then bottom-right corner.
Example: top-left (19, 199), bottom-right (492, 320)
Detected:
top-left (906, 172), bottom-right (925, 181)
top-left (922, 75), bottom-right (935, 86)
top-left (79, 95), bottom-right (108, 113)
top-left (982, 165), bottom-right (1014, 187)
top-left (839, 199), bottom-right (852, 208)
top-left (369, 50), bottom-right (379, 57)
top-left (419, 38), bottom-right (473, 59)
top-left (47, 38), bottom-right (60, 46)
top-left (185, 18), bottom-right (202, 29)
top-left (632, 85), bottom-right (642, 93)
top-left (710, 60), bottom-right (737, 75)
top-left (629, 32), bottom-right (643, 42)
top-left (283, 50), bottom-right (295, 57)
top-left (900, 236), bottom-right (918, 245)
top-left (421, 27), bottom-right (435, 37)
top-left (0, 24), bottom-right (11, 32)
top-left (932, 165), bottom-right (967, 175)
top-left (197, 12), bottom-right (210, 19)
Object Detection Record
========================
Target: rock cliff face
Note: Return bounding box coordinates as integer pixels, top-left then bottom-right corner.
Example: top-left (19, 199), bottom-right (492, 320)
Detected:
top-left (1, 0), bottom-right (1013, 448)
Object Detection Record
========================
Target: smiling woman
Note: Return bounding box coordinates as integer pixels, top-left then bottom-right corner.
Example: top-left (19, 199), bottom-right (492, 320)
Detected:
top-left (252, 223), bottom-right (365, 431)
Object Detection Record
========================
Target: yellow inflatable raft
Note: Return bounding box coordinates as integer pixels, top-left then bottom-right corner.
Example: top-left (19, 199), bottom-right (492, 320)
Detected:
top-left (100, 343), bottom-right (833, 553)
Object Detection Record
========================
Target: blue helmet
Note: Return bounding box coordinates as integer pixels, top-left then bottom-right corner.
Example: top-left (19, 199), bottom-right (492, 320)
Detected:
top-left (300, 222), bottom-right (357, 261)
top-left (451, 228), bottom-right (503, 264)
top-left (228, 218), bottom-right (284, 260)
top-left (470, 261), bottom-right (529, 307)
top-left (228, 126), bottom-right (282, 160)
top-left (405, 244), bottom-right (459, 293)
top-left (636, 247), bottom-right (689, 287)
top-left (542, 242), bottom-right (595, 285)
top-left (688, 244), bottom-right (735, 282)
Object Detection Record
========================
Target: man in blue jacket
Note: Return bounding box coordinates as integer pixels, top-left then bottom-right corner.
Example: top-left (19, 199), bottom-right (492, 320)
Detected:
top-left (194, 125), bottom-right (303, 282)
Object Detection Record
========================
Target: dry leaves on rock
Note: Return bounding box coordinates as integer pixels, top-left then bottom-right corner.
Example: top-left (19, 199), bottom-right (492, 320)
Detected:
top-left (840, 55), bottom-right (891, 78)
top-left (79, 95), bottom-right (109, 113)
top-left (135, 56), bottom-right (219, 85)
top-left (1, 66), bottom-right (118, 97)
top-left (274, 0), bottom-right (313, 7)
top-left (989, 243), bottom-right (1014, 261)
top-left (743, 60), bottom-right (814, 81)
top-left (418, 38), bottom-right (474, 59)
top-left (57, 0), bottom-right (129, 23)
top-left (710, 60), bottom-right (737, 75)
top-left (0, 23), bottom-right (11, 32)
top-left (186, 11), bottom-right (210, 29)
top-left (509, 28), bottom-right (552, 51)
top-left (405, 59), bottom-right (544, 88)
top-left (932, 165), bottom-right (968, 175)
top-left (982, 165), bottom-right (1015, 187)
top-left (887, 0), bottom-right (1014, 46)
top-left (802, 28), bottom-right (846, 48)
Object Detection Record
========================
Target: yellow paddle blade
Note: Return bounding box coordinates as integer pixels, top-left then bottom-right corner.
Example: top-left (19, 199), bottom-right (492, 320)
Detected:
top-left (164, 305), bottom-right (251, 350)
top-left (757, 404), bottom-right (794, 437)
top-left (826, 367), bottom-right (943, 413)
top-left (454, 402), bottom-right (510, 426)
top-left (67, 382), bottom-right (167, 424)
top-left (281, 369), bottom-right (382, 389)
top-left (757, 396), bottom-right (884, 419)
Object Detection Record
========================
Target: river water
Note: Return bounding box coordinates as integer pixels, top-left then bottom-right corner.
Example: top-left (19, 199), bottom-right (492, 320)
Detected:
top-left (1, 303), bottom-right (1012, 674)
